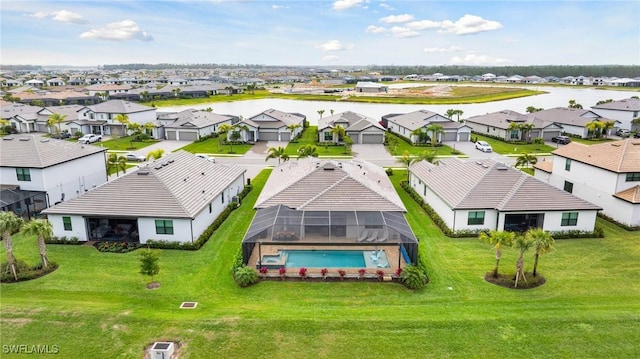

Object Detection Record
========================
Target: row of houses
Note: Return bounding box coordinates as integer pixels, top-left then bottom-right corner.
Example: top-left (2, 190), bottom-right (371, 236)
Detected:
top-left (405, 73), bottom-right (640, 87)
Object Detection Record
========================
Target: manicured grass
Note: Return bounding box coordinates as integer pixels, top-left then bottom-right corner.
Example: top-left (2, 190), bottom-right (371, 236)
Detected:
top-left (99, 136), bottom-right (158, 151)
top-left (107, 163), bottom-right (136, 176)
top-left (567, 137), bottom-right (616, 145)
top-left (284, 126), bottom-right (351, 156)
top-left (473, 134), bottom-right (556, 155)
top-left (385, 132), bottom-right (461, 156)
top-left (176, 137), bottom-right (252, 155)
top-left (2, 170), bottom-right (640, 358)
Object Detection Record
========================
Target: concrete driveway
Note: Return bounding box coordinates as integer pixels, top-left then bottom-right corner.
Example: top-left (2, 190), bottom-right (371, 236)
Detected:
top-left (443, 141), bottom-right (516, 165)
top-left (351, 144), bottom-right (397, 167)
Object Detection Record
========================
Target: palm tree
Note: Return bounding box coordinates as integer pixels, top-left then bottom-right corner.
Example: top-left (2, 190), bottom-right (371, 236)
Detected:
top-left (140, 91), bottom-right (150, 102)
top-left (330, 125), bottom-right (345, 144)
top-left (445, 109), bottom-right (456, 120)
top-left (172, 88), bottom-right (181, 98)
top-left (520, 123), bottom-right (535, 143)
top-left (398, 150), bottom-right (437, 181)
top-left (602, 121), bottom-right (615, 138)
top-left (526, 106), bottom-right (543, 113)
top-left (286, 123), bottom-right (302, 141)
top-left (107, 153), bottom-right (127, 177)
top-left (454, 109), bottom-right (464, 122)
top-left (514, 235), bottom-right (534, 288)
top-left (265, 146), bottom-right (290, 164)
top-left (114, 113), bottom-right (130, 138)
top-left (411, 128), bottom-right (425, 144)
top-left (527, 228), bottom-right (554, 277)
top-left (568, 99), bottom-right (583, 109)
top-left (297, 145), bottom-right (318, 159)
top-left (217, 123), bottom-right (235, 152)
top-left (586, 120), bottom-right (604, 139)
top-left (0, 211), bottom-right (24, 280)
top-left (22, 219), bottom-right (52, 269)
top-left (479, 230), bottom-right (515, 278)
top-left (228, 124), bottom-right (249, 153)
top-left (317, 109), bottom-right (325, 119)
top-left (507, 122), bottom-right (522, 141)
top-left (515, 152), bottom-right (538, 169)
top-left (343, 134), bottom-right (353, 155)
top-left (425, 123), bottom-right (444, 146)
top-left (145, 148), bottom-right (164, 161)
top-left (47, 113), bottom-right (67, 137)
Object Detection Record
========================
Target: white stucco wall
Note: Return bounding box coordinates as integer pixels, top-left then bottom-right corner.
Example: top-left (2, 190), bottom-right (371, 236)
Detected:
top-left (138, 217), bottom-right (193, 243)
top-left (410, 173), bottom-right (455, 229)
top-left (453, 209), bottom-right (498, 231)
top-left (591, 108), bottom-right (637, 130)
top-left (47, 214), bottom-right (88, 241)
top-left (535, 210), bottom-right (598, 231)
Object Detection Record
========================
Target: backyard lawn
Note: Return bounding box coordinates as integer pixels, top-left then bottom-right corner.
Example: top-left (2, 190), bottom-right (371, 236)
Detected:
top-left (284, 126), bottom-right (352, 157)
top-left (1, 170), bottom-right (639, 358)
top-left (99, 136), bottom-right (158, 151)
top-left (177, 137), bottom-right (252, 155)
top-left (473, 133), bottom-right (556, 155)
top-left (385, 132), bottom-right (461, 156)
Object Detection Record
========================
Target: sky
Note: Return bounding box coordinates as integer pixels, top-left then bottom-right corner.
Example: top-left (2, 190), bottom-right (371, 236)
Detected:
top-left (1, 0), bottom-right (639, 67)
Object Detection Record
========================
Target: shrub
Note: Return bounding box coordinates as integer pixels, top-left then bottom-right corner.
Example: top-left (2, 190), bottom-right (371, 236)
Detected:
top-left (597, 213), bottom-right (640, 231)
top-left (338, 269), bottom-right (346, 281)
top-left (299, 267), bottom-right (308, 279)
top-left (95, 241), bottom-right (142, 253)
top-left (278, 267), bottom-right (287, 280)
top-left (376, 270), bottom-right (385, 281)
top-left (399, 265), bottom-right (428, 290)
top-left (0, 260), bottom-right (58, 283)
top-left (320, 268), bottom-right (328, 279)
top-left (230, 247), bottom-right (244, 273)
top-left (550, 227), bottom-right (605, 239)
top-left (259, 266), bottom-right (268, 278)
top-left (233, 266), bottom-right (258, 287)
top-left (45, 236), bottom-right (81, 245)
top-left (358, 268), bottom-right (366, 279)
top-left (385, 167), bottom-right (393, 176)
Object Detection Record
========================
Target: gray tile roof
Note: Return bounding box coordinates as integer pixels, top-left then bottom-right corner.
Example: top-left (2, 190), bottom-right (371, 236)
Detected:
top-left (163, 109), bottom-right (234, 129)
top-left (410, 158), bottom-right (600, 211)
top-left (40, 105), bottom-right (85, 118)
top-left (0, 102), bottom-right (42, 120)
top-left (245, 108), bottom-right (305, 127)
top-left (532, 107), bottom-right (602, 127)
top-left (0, 135), bottom-right (106, 168)
top-left (386, 110), bottom-right (451, 131)
top-left (43, 151), bottom-right (246, 218)
top-left (318, 111), bottom-right (384, 132)
top-left (255, 159), bottom-right (406, 212)
top-left (465, 110), bottom-right (559, 130)
top-left (88, 100), bottom-right (155, 114)
top-left (592, 97), bottom-right (640, 111)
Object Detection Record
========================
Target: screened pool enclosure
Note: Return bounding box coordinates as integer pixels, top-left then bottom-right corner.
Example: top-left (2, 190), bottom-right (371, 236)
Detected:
top-left (242, 205), bottom-right (418, 266)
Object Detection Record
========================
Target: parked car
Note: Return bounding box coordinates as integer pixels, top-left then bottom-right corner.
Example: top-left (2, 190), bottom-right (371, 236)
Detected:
top-left (78, 134), bottom-right (102, 144)
top-left (551, 135), bottom-right (571, 144)
top-left (475, 140), bottom-right (492, 152)
top-left (195, 154), bottom-right (216, 163)
top-left (616, 129), bottom-right (630, 137)
top-left (51, 131), bottom-right (71, 139)
top-left (634, 132), bottom-right (640, 139)
top-left (124, 153), bottom-right (146, 162)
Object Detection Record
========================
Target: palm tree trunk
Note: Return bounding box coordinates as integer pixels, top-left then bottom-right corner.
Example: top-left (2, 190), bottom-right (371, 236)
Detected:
top-left (493, 248), bottom-right (502, 278)
top-left (532, 252), bottom-right (540, 277)
top-left (4, 234), bottom-right (18, 280)
top-left (38, 236), bottom-right (49, 269)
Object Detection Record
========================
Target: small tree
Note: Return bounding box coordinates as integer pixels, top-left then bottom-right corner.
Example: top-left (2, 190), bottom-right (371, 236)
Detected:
top-left (22, 219), bottom-right (52, 269)
top-left (514, 235), bottom-right (534, 288)
top-left (47, 113), bottom-right (67, 137)
top-left (139, 249), bottom-right (160, 284)
top-left (515, 152), bottom-right (537, 169)
top-left (297, 145), bottom-right (318, 159)
top-left (317, 109), bottom-right (325, 119)
top-left (266, 146), bottom-right (290, 164)
top-left (114, 114), bottom-right (130, 139)
top-left (286, 123), bottom-right (302, 141)
top-left (568, 99), bottom-right (583, 109)
top-left (107, 153), bottom-right (127, 177)
top-left (145, 149), bottom-right (164, 161)
top-left (425, 123), bottom-right (443, 146)
top-left (479, 230), bottom-right (515, 278)
top-left (330, 125), bottom-right (345, 144)
top-left (0, 211), bottom-right (23, 281)
top-left (343, 134), bottom-right (353, 154)
top-left (527, 228), bottom-right (555, 277)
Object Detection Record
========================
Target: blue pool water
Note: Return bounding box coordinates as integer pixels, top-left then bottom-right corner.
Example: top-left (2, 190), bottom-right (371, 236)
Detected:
top-left (280, 250), bottom-right (389, 268)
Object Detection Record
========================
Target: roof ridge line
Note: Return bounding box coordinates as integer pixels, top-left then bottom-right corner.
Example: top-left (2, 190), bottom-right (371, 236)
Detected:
top-left (616, 139), bottom-right (631, 172)
top-left (496, 172), bottom-right (528, 210)
top-left (298, 172), bottom-right (348, 209)
top-left (150, 156), bottom-right (192, 217)
top-left (454, 160), bottom-right (494, 208)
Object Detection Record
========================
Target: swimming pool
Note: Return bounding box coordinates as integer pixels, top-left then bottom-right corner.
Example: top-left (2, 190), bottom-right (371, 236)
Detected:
top-left (265, 250), bottom-right (389, 268)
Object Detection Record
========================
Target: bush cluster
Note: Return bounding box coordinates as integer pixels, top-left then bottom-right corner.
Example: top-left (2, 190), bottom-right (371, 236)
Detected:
top-left (0, 260), bottom-right (59, 283)
top-left (233, 265), bottom-right (258, 287)
top-left (399, 265), bottom-right (428, 290)
top-left (550, 227), bottom-right (604, 239)
top-left (385, 168), bottom-right (393, 176)
top-left (95, 241), bottom-right (142, 253)
top-left (597, 213), bottom-right (640, 231)
top-left (45, 236), bottom-right (81, 245)
top-left (195, 132), bottom-right (219, 143)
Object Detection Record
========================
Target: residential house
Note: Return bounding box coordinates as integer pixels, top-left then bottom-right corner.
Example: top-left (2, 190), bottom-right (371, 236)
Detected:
top-left (355, 81), bottom-right (388, 93)
top-left (383, 109), bottom-right (472, 142)
top-left (43, 151), bottom-right (246, 243)
top-left (532, 107), bottom-right (609, 138)
top-left (465, 110), bottom-right (563, 141)
top-left (241, 159), bottom-right (418, 266)
top-left (591, 97), bottom-right (640, 131)
top-left (534, 139), bottom-right (640, 227)
top-left (409, 158), bottom-right (601, 232)
top-left (2, 101), bottom-right (43, 133)
top-left (236, 109), bottom-right (305, 142)
top-left (36, 105), bottom-right (90, 135)
top-left (163, 109), bottom-right (239, 141)
top-left (0, 135), bottom-right (107, 218)
top-left (46, 78), bottom-right (65, 87)
top-left (85, 84), bottom-right (132, 99)
top-left (318, 111), bottom-right (386, 144)
top-left (74, 100), bottom-right (157, 137)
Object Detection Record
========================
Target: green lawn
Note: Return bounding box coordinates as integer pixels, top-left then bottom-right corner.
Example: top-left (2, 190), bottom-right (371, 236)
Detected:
top-left (385, 132), bottom-right (461, 156)
top-left (99, 136), bottom-right (158, 151)
top-left (107, 163), bottom-right (136, 176)
top-left (284, 126), bottom-right (351, 156)
top-left (1, 170), bottom-right (639, 358)
top-left (567, 137), bottom-right (616, 145)
top-left (177, 137), bottom-right (253, 155)
top-left (473, 134), bottom-right (556, 155)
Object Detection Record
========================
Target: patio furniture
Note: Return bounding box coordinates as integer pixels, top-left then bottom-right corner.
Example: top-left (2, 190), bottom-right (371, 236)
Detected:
top-left (365, 230), bottom-right (378, 242)
top-left (356, 230), bottom-right (369, 242)
top-left (376, 232), bottom-right (388, 242)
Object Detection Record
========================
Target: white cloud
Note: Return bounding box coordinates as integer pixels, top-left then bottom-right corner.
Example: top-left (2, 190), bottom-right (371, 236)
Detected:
top-left (332, 0), bottom-right (363, 11)
top-left (406, 20), bottom-right (442, 30)
top-left (317, 40), bottom-right (353, 51)
top-left (424, 46), bottom-right (462, 53)
top-left (450, 53), bottom-right (511, 65)
top-left (379, 3), bottom-right (394, 11)
top-left (272, 5), bottom-right (289, 10)
top-left (28, 9), bottom-right (87, 24)
top-left (365, 25), bottom-right (387, 34)
top-left (80, 20), bottom-right (153, 41)
top-left (390, 26), bottom-right (420, 38)
top-left (380, 14), bottom-right (414, 24)
top-left (439, 14), bottom-right (503, 35)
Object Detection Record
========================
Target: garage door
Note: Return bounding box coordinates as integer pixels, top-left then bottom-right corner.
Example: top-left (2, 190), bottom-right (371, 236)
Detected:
top-left (361, 134), bottom-right (384, 144)
top-left (259, 131), bottom-right (279, 141)
top-left (542, 131), bottom-right (560, 141)
top-left (443, 132), bottom-right (457, 142)
top-left (280, 132), bottom-right (290, 141)
top-left (166, 131), bottom-right (176, 140)
top-left (458, 132), bottom-right (470, 141)
top-left (178, 131), bottom-right (198, 141)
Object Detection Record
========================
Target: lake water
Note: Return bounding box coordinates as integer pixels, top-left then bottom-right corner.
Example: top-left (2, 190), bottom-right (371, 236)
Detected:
top-left (160, 86), bottom-right (639, 126)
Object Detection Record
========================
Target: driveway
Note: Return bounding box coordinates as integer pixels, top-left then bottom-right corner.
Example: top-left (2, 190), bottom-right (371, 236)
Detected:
top-left (443, 141), bottom-right (516, 166)
top-left (351, 144), bottom-right (397, 167)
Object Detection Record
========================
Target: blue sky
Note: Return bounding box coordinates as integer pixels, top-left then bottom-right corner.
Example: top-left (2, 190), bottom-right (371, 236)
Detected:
top-left (1, 0), bottom-right (638, 67)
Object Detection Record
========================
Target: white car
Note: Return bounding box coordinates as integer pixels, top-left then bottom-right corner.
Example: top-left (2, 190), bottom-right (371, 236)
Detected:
top-left (78, 134), bottom-right (102, 144)
top-left (475, 140), bottom-right (493, 152)
top-left (195, 154), bottom-right (216, 163)
top-left (124, 153), bottom-right (146, 162)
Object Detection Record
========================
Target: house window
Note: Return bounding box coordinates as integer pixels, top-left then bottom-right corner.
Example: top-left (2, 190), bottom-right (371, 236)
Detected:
top-left (324, 131), bottom-right (332, 141)
top-left (221, 192), bottom-right (225, 204)
top-left (563, 181), bottom-right (574, 193)
top-left (467, 211), bottom-right (485, 225)
top-left (63, 216), bottom-right (72, 231)
top-left (423, 184), bottom-right (427, 196)
top-left (565, 158), bottom-right (571, 171)
top-left (561, 212), bottom-right (579, 226)
top-left (626, 173), bottom-right (640, 181)
top-left (209, 203), bottom-right (212, 213)
top-left (16, 168), bottom-right (31, 181)
top-left (155, 220), bottom-right (174, 235)
top-left (510, 130), bottom-right (519, 139)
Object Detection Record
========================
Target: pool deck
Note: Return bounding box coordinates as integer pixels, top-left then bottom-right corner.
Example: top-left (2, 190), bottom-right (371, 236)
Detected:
top-left (248, 243), bottom-right (407, 278)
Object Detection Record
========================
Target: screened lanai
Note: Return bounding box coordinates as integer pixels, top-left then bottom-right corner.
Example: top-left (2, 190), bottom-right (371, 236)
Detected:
top-left (242, 205), bottom-right (418, 265)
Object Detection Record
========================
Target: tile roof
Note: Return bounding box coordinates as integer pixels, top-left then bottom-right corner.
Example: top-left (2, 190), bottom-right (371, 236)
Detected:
top-left (43, 151), bottom-right (246, 218)
top-left (246, 108), bottom-right (305, 127)
top-left (533, 159), bottom-right (553, 173)
top-left (552, 139), bottom-right (640, 173)
top-left (0, 102), bottom-right (42, 120)
top-left (163, 109), bottom-right (234, 129)
top-left (410, 158), bottom-right (600, 211)
top-left (39, 105), bottom-right (85, 118)
top-left (89, 100), bottom-right (155, 114)
top-left (532, 107), bottom-right (602, 127)
top-left (613, 185), bottom-right (640, 204)
top-left (318, 111), bottom-right (384, 132)
top-left (0, 135), bottom-right (106, 168)
top-left (255, 159), bottom-right (406, 212)
top-left (466, 110), bottom-right (558, 130)
top-left (386, 110), bottom-right (454, 131)
top-left (592, 97), bottom-right (640, 111)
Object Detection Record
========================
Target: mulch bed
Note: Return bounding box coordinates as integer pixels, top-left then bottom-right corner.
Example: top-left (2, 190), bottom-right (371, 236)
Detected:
top-left (146, 282), bottom-right (161, 289)
top-left (484, 272), bottom-right (546, 289)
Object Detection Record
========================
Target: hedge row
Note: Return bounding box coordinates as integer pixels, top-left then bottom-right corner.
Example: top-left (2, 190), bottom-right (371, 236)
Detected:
top-left (45, 236), bottom-right (82, 245)
top-left (597, 212), bottom-right (640, 231)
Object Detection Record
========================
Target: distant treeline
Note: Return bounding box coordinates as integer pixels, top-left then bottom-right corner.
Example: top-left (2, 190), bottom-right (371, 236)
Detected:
top-left (102, 63), bottom-right (273, 70)
top-left (0, 65), bottom-right (42, 71)
top-left (369, 65), bottom-right (640, 78)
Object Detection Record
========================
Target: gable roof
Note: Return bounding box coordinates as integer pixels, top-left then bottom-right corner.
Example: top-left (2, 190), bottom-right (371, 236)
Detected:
top-left (88, 100), bottom-right (154, 114)
top-left (613, 185), bottom-right (640, 204)
top-left (552, 139), bottom-right (640, 173)
top-left (0, 102), bottom-right (42, 120)
top-left (386, 110), bottom-right (454, 131)
top-left (38, 105), bottom-right (86, 119)
top-left (318, 111), bottom-right (384, 132)
top-left (43, 151), bottom-right (245, 218)
top-left (0, 135), bottom-right (106, 168)
top-left (592, 97), bottom-right (640, 112)
top-left (410, 158), bottom-right (600, 211)
top-left (255, 159), bottom-right (406, 212)
top-left (163, 109), bottom-right (235, 129)
top-left (245, 108), bottom-right (305, 127)
top-left (532, 107), bottom-right (603, 127)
